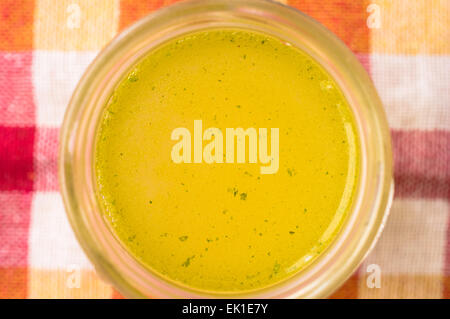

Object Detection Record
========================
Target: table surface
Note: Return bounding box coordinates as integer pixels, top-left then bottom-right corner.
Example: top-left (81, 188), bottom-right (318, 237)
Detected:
top-left (0, 0), bottom-right (449, 299)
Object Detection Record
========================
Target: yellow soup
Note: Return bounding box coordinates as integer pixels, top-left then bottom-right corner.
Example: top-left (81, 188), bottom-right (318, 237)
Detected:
top-left (95, 29), bottom-right (360, 293)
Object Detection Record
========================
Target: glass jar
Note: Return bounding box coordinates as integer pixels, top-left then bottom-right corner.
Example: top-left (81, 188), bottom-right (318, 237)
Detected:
top-left (59, 0), bottom-right (393, 298)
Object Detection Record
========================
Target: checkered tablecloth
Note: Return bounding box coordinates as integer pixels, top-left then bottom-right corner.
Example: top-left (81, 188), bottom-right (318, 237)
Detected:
top-left (0, 0), bottom-right (449, 299)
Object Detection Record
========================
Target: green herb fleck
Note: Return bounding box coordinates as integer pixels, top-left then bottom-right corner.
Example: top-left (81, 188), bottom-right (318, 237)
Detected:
top-left (227, 187), bottom-right (239, 197)
top-left (179, 235), bottom-right (188, 242)
top-left (273, 262), bottom-right (280, 274)
top-left (287, 168), bottom-right (297, 176)
top-left (181, 255), bottom-right (195, 267)
top-left (127, 72), bottom-right (138, 82)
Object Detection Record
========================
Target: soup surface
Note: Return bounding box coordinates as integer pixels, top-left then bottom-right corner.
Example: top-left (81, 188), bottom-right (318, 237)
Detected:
top-left (95, 29), bottom-right (360, 293)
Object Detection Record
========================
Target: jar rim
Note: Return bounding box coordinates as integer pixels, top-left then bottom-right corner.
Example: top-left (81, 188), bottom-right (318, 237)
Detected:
top-left (59, 0), bottom-right (393, 298)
